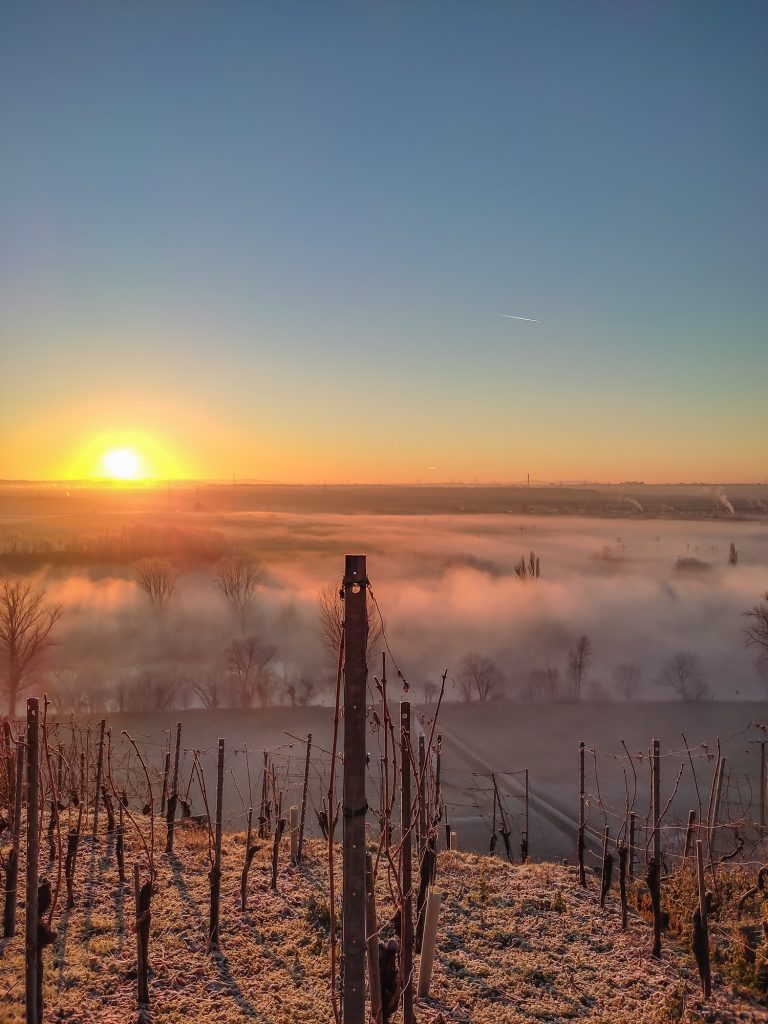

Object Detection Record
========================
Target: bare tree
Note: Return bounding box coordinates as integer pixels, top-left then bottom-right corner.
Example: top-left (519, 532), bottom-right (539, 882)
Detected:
top-left (317, 582), bottom-right (383, 662)
top-left (193, 669), bottom-right (226, 708)
top-left (423, 680), bottom-right (439, 705)
top-left (613, 662), bottom-right (642, 700)
top-left (214, 556), bottom-right (265, 631)
top-left (457, 653), bottom-right (504, 702)
top-left (226, 635), bottom-right (276, 707)
top-left (528, 666), bottom-right (560, 701)
top-left (514, 551), bottom-right (541, 580)
top-left (567, 634), bottom-right (593, 700)
top-left (658, 652), bottom-right (709, 701)
top-left (136, 558), bottom-right (177, 614)
top-left (0, 576), bottom-right (63, 716)
top-left (744, 592), bottom-right (768, 672)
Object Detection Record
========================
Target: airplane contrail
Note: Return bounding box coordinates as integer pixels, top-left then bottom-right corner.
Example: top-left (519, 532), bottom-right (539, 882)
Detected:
top-left (498, 313), bottom-right (541, 322)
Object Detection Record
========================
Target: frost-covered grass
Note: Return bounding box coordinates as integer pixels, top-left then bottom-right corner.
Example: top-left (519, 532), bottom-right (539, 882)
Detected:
top-left (1, 830), bottom-right (766, 1023)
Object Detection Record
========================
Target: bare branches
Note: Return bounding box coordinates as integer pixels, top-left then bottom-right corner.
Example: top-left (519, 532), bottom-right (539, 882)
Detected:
top-left (0, 576), bottom-right (63, 716)
top-left (135, 558), bottom-right (177, 615)
top-left (214, 556), bottom-right (264, 631)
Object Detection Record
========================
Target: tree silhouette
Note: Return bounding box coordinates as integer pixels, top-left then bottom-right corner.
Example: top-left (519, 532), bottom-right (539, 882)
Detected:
top-left (136, 558), bottom-right (177, 614)
top-left (226, 635), bottom-right (275, 707)
top-left (744, 591), bottom-right (768, 678)
top-left (457, 653), bottom-right (504, 702)
top-left (658, 652), bottom-right (709, 701)
top-left (214, 556), bottom-right (264, 631)
top-left (613, 662), bottom-right (641, 700)
top-left (567, 635), bottom-right (593, 699)
top-left (0, 576), bottom-right (63, 716)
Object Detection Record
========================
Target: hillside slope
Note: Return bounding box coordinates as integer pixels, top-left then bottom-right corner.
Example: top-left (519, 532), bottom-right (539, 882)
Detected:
top-left (1, 829), bottom-right (766, 1023)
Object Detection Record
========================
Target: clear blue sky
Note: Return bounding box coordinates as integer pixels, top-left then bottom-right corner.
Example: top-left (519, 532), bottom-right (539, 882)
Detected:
top-left (2, 2), bottom-right (766, 482)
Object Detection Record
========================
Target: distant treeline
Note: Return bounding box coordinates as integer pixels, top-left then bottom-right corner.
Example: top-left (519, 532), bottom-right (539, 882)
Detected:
top-left (0, 524), bottom-right (229, 569)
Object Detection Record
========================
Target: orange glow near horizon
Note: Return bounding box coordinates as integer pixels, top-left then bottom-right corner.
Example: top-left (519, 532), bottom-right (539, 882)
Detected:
top-left (66, 431), bottom-right (185, 482)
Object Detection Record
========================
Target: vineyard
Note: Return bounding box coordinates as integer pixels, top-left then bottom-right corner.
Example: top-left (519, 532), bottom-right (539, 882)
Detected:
top-left (1, 557), bottom-right (768, 1023)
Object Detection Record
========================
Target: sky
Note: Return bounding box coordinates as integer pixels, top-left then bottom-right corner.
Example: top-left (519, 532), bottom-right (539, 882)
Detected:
top-left (1, 1), bottom-right (766, 483)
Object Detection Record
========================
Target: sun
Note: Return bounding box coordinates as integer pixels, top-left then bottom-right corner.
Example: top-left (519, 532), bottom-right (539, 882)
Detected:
top-left (101, 447), bottom-right (142, 480)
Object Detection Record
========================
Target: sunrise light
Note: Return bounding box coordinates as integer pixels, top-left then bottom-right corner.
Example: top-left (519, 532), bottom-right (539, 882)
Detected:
top-left (102, 447), bottom-right (141, 480)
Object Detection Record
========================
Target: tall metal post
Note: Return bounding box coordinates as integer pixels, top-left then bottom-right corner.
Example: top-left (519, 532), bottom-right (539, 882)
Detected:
top-left (342, 555), bottom-right (368, 1024)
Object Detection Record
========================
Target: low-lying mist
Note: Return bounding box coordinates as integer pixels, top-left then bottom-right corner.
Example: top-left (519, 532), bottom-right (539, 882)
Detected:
top-left (7, 508), bottom-right (767, 710)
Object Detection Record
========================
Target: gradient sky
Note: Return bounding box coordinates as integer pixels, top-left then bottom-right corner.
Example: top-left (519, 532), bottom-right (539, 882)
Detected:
top-left (2, 2), bottom-right (766, 483)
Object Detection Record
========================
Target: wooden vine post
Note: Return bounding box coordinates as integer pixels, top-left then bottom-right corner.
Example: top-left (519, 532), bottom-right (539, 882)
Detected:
top-left (365, 852), bottom-right (383, 1024)
top-left (683, 810), bottom-right (697, 862)
top-left (160, 749), bottom-right (170, 817)
top-left (400, 699), bottom-right (414, 1024)
top-left (648, 738), bottom-right (662, 959)
top-left (578, 740), bottom-right (586, 886)
top-left (418, 734), bottom-right (426, 856)
top-left (297, 732), bottom-right (312, 864)
top-left (209, 737), bottom-right (225, 950)
top-left (628, 811), bottom-right (636, 879)
top-left (91, 718), bottom-right (105, 842)
top-left (25, 697), bottom-right (40, 1024)
top-left (599, 826), bottom-right (611, 908)
top-left (651, 738), bottom-right (660, 864)
top-left (694, 839), bottom-right (711, 998)
top-left (3, 737), bottom-right (24, 938)
top-left (134, 863), bottom-right (151, 1011)
top-left (165, 721), bottom-right (182, 854)
top-left (342, 554), bottom-right (368, 1024)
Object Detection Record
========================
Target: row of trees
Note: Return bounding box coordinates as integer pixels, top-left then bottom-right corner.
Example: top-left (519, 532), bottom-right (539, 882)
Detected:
top-left (451, 644), bottom-right (754, 704)
top-left (3, 560), bottom-right (768, 713)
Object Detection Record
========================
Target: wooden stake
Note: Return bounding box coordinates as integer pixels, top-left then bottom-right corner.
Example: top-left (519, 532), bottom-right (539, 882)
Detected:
top-left (342, 554), bottom-right (368, 1024)
top-left (160, 750), bottom-right (170, 817)
top-left (417, 887), bottom-right (442, 999)
top-left (25, 697), bottom-right (40, 1024)
top-left (578, 740), bottom-right (586, 886)
top-left (165, 721), bottom-right (182, 854)
top-left (3, 739), bottom-right (24, 938)
top-left (365, 852), bottom-right (383, 1024)
top-left (628, 811), bottom-right (636, 879)
top-left (91, 719), bottom-right (105, 843)
top-left (209, 737), bottom-right (225, 950)
top-left (289, 805), bottom-right (299, 865)
top-left (599, 826), bottom-right (610, 908)
top-left (297, 732), bottom-right (312, 864)
top-left (652, 738), bottom-right (660, 866)
top-left (418, 734), bottom-right (426, 857)
top-left (450, 830), bottom-right (457, 850)
top-left (710, 757), bottom-right (725, 860)
top-left (400, 700), bottom-right (414, 1024)
top-left (134, 863), bottom-right (151, 1008)
top-left (683, 810), bottom-right (697, 862)
top-left (259, 750), bottom-right (269, 838)
top-left (695, 840), bottom-right (711, 998)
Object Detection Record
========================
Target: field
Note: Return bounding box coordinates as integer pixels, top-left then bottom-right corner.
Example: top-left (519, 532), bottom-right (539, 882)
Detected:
top-left (54, 701), bottom-right (768, 860)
